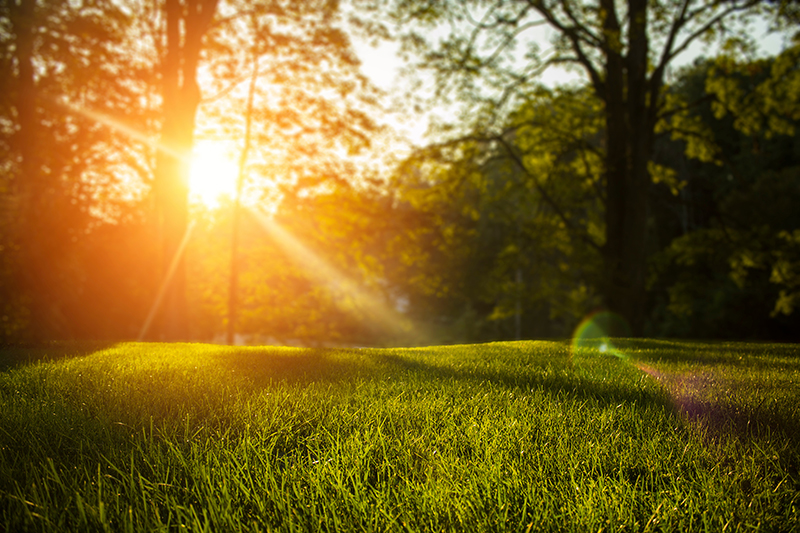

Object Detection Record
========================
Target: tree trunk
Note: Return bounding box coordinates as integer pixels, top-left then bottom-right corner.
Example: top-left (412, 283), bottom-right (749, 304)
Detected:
top-left (599, 0), bottom-right (651, 336)
top-left (602, 135), bottom-right (650, 336)
top-left (152, 0), bottom-right (218, 340)
top-left (10, 0), bottom-right (57, 339)
top-left (226, 53), bottom-right (259, 346)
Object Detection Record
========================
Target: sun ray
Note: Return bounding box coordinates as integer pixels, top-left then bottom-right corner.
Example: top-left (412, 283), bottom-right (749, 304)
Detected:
top-left (138, 219), bottom-right (196, 341)
top-left (248, 207), bottom-right (420, 342)
top-left (59, 99), bottom-right (242, 211)
top-left (59, 99), bottom-right (182, 159)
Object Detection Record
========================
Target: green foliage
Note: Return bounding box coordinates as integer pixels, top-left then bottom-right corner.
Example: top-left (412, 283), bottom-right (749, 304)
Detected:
top-left (1, 340), bottom-right (798, 531)
top-left (197, 0), bottom-right (386, 196)
top-left (657, 89), bottom-right (722, 165)
top-left (769, 229), bottom-right (800, 316)
top-left (707, 43), bottom-right (800, 139)
top-left (0, 0), bottom-right (388, 343)
top-left (388, 47), bottom-right (800, 341)
top-left (186, 185), bottom-right (418, 345)
top-left (649, 56), bottom-right (800, 338)
top-left (384, 0), bottom-right (782, 334)
top-left (389, 86), bottom-right (605, 341)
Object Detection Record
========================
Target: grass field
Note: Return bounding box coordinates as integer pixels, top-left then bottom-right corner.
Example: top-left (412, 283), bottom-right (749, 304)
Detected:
top-left (1, 339), bottom-right (798, 532)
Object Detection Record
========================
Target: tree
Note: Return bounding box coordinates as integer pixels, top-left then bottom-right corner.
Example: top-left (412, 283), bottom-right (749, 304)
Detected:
top-left (645, 51), bottom-right (800, 338)
top-left (185, 183), bottom-right (413, 346)
top-left (392, 86), bottom-right (604, 340)
top-left (226, 32), bottom-right (258, 346)
top-left (1, 0), bottom-right (148, 341)
top-left (388, 0), bottom-right (776, 334)
top-left (151, 0), bottom-right (218, 340)
top-left (0, 0), bottom-right (382, 342)
top-left (148, 0), bottom-right (383, 340)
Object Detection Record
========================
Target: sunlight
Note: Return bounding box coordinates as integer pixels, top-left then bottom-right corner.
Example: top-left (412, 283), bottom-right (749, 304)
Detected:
top-left (61, 100), bottom-right (242, 210)
top-left (248, 207), bottom-right (419, 342)
top-left (59, 100), bottom-right (179, 158)
top-left (189, 141), bottom-right (239, 208)
top-left (138, 219), bottom-right (196, 341)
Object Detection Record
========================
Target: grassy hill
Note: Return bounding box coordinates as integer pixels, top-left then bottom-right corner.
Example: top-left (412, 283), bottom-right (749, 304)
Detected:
top-left (1, 340), bottom-right (798, 531)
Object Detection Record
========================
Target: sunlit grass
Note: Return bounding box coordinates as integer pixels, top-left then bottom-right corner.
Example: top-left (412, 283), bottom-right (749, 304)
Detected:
top-left (1, 340), bottom-right (798, 531)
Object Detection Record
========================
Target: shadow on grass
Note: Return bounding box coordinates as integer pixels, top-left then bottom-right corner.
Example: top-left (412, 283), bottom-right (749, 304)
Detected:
top-left (675, 393), bottom-right (800, 445)
top-left (617, 338), bottom-right (800, 372)
top-left (214, 346), bottom-right (665, 413)
top-left (216, 347), bottom-right (381, 387)
top-left (613, 340), bottom-right (800, 442)
top-left (173, 342), bottom-right (800, 449)
top-left (8, 341), bottom-right (798, 446)
top-left (639, 366), bottom-right (800, 444)
top-left (0, 341), bottom-right (120, 371)
top-left (374, 352), bottom-right (670, 411)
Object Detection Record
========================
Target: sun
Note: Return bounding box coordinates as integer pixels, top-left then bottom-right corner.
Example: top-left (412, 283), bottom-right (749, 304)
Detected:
top-left (188, 141), bottom-right (239, 208)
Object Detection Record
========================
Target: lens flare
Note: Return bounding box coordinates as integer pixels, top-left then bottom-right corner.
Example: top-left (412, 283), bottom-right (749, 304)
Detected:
top-left (571, 311), bottom-right (631, 359)
top-left (248, 207), bottom-right (420, 343)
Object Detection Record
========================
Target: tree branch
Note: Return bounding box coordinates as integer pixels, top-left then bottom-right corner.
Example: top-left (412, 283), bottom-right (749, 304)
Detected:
top-left (653, 0), bottom-right (691, 84)
top-left (666, 0), bottom-right (761, 66)
top-left (494, 134), bottom-right (603, 254)
top-left (656, 92), bottom-right (715, 120)
top-left (525, 0), bottom-right (605, 94)
top-left (561, 0), bottom-right (602, 47)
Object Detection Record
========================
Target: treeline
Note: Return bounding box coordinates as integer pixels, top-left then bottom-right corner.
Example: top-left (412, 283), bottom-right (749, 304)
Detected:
top-left (388, 55), bottom-right (800, 342)
top-left (1, 1), bottom-right (799, 344)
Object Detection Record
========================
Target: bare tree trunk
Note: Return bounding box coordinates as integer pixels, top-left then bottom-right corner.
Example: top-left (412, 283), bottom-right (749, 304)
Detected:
top-left (152, 0), bottom-right (218, 340)
top-left (9, 0), bottom-right (55, 339)
top-left (227, 52), bottom-right (259, 345)
top-left (599, 0), bottom-right (651, 336)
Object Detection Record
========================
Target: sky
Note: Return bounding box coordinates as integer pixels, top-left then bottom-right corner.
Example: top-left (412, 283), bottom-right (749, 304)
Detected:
top-left (355, 14), bottom-right (789, 89)
top-left (352, 14), bottom-right (791, 147)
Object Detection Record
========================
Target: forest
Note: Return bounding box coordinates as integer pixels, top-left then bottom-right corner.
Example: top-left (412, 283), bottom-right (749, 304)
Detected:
top-left (1, 0), bottom-right (799, 345)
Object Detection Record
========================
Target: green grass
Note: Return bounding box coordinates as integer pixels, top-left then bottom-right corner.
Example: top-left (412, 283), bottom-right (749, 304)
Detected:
top-left (0, 339), bottom-right (798, 532)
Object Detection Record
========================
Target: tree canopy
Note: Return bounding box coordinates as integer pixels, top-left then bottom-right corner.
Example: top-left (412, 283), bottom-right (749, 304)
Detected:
top-left (0, 0), bottom-right (797, 344)
top-left (382, 0), bottom-right (784, 334)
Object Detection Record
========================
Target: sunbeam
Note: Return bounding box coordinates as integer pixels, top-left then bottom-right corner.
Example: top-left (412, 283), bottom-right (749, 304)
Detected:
top-left (59, 98), bottom-right (418, 344)
top-left (248, 207), bottom-right (419, 343)
top-left (138, 220), bottom-right (196, 340)
top-left (59, 99), bottom-right (183, 160)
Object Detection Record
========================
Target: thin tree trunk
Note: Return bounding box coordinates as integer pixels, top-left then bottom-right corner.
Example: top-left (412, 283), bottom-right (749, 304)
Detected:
top-left (227, 52), bottom-right (259, 345)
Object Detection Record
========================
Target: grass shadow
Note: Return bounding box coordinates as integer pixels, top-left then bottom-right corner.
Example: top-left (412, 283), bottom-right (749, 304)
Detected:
top-left (374, 351), bottom-right (671, 411)
top-left (215, 346), bottom-right (381, 387)
top-left (636, 364), bottom-right (800, 444)
top-left (374, 345), bottom-right (800, 446)
top-left (0, 341), bottom-right (120, 371)
top-left (618, 338), bottom-right (800, 372)
top-left (671, 390), bottom-right (800, 445)
top-left (209, 343), bottom-right (678, 416)
top-left (612, 340), bottom-right (800, 443)
top-left (208, 344), bottom-right (669, 412)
